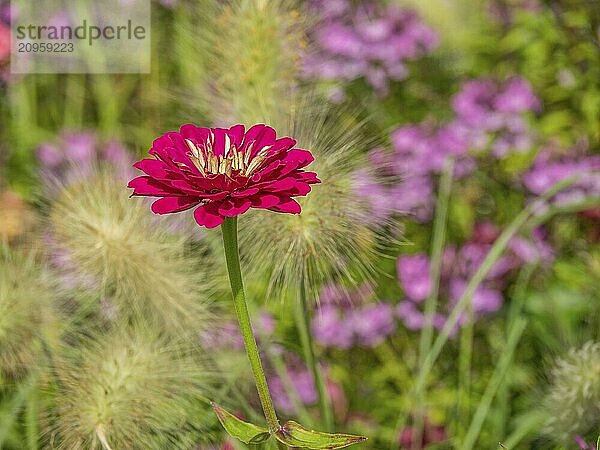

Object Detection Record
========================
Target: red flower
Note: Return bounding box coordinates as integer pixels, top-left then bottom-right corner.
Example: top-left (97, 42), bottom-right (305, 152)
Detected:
top-left (128, 124), bottom-right (320, 228)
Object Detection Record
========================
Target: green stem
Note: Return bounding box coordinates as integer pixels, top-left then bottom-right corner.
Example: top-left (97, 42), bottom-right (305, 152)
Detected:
top-left (462, 319), bottom-right (527, 450)
top-left (25, 377), bottom-right (39, 450)
top-left (497, 263), bottom-right (536, 440)
top-left (418, 158), bottom-right (454, 365)
top-left (63, 75), bottom-right (86, 129)
top-left (221, 217), bottom-right (281, 433)
top-left (457, 304), bottom-right (473, 439)
top-left (252, 302), bottom-right (314, 426)
top-left (506, 264), bottom-right (536, 340)
top-left (0, 371), bottom-right (38, 445)
top-left (295, 278), bottom-right (335, 431)
top-left (266, 341), bottom-right (314, 427)
top-left (525, 196), bottom-right (600, 231)
top-left (411, 158), bottom-right (454, 450)
top-left (502, 412), bottom-right (545, 449)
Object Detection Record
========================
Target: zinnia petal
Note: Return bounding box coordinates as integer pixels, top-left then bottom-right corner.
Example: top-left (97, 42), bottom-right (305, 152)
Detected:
top-left (227, 124), bottom-right (246, 148)
top-left (250, 194), bottom-right (281, 208)
top-left (151, 196), bottom-right (200, 214)
top-left (243, 124), bottom-right (277, 157)
top-left (264, 177), bottom-right (298, 192)
top-left (133, 159), bottom-right (171, 179)
top-left (194, 203), bottom-right (225, 228)
top-left (218, 198), bottom-right (252, 217)
top-left (128, 176), bottom-right (178, 197)
top-left (269, 198), bottom-right (302, 214)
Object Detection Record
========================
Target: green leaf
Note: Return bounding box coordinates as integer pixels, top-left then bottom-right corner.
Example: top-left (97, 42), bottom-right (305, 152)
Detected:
top-left (274, 420), bottom-right (367, 449)
top-left (211, 403), bottom-right (271, 445)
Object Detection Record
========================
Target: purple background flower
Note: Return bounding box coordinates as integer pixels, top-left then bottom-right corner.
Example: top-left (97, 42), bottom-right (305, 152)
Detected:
top-left (303, 0), bottom-right (438, 98)
top-left (355, 77), bottom-right (540, 224)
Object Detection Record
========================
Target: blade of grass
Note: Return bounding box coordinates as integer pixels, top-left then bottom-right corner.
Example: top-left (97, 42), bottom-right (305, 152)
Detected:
top-left (497, 263), bottom-right (537, 439)
top-left (410, 158), bottom-right (454, 450)
top-left (457, 305), bottom-right (474, 441)
top-left (25, 386), bottom-right (39, 450)
top-left (462, 318), bottom-right (527, 450)
top-left (264, 343), bottom-right (314, 427)
top-left (501, 411), bottom-right (546, 449)
top-left (525, 197), bottom-right (600, 232)
top-left (295, 277), bottom-right (334, 431)
top-left (251, 300), bottom-right (314, 427)
top-left (63, 74), bottom-right (86, 129)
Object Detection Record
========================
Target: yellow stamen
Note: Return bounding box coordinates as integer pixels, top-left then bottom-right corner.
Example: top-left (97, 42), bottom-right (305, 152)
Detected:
top-left (184, 136), bottom-right (271, 178)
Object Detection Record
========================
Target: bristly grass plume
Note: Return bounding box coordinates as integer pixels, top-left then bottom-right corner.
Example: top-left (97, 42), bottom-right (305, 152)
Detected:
top-left (200, 0), bottom-right (306, 125)
top-left (48, 166), bottom-right (215, 332)
top-left (0, 250), bottom-right (58, 378)
top-left (50, 324), bottom-right (214, 449)
top-left (543, 341), bottom-right (600, 444)
top-left (238, 105), bottom-right (386, 301)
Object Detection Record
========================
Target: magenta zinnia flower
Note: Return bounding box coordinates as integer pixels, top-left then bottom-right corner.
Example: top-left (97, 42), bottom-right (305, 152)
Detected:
top-left (128, 124), bottom-right (320, 228)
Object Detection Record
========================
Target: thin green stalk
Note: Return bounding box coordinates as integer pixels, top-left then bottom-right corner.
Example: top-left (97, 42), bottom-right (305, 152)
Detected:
top-left (91, 75), bottom-right (138, 136)
top-left (456, 305), bottom-right (473, 440)
top-left (525, 196), bottom-right (600, 231)
top-left (502, 412), bottom-right (545, 449)
top-left (221, 217), bottom-right (281, 433)
top-left (265, 341), bottom-right (314, 427)
top-left (419, 158), bottom-right (454, 364)
top-left (411, 158), bottom-right (454, 450)
top-left (251, 301), bottom-right (314, 426)
top-left (91, 76), bottom-right (119, 134)
top-left (497, 264), bottom-right (536, 438)
top-left (11, 79), bottom-right (33, 150)
top-left (26, 75), bottom-right (39, 131)
top-left (295, 277), bottom-right (334, 431)
top-left (462, 318), bottom-right (527, 450)
top-left (63, 75), bottom-right (86, 129)
top-left (506, 264), bottom-right (536, 338)
top-left (25, 387), bottom-right (38, 450)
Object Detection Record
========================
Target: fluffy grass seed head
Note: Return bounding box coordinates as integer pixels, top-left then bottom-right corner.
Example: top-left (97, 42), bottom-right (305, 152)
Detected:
top-left (238, 103), bottom-right (387, 301)
top-left (48, 166), bottom-right (215, 332)
top-left (543, 341), bottom-right (600, 443)
top-left (51, 325), bottom-right (215, 449)
top-left (0, 249), bottom-right (59, 378)
top-left (197, 0), bottom-right (307, 125)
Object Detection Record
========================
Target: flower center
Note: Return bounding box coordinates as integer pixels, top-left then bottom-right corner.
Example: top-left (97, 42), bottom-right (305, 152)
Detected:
top-left (185, 137), bottom-right (270, 178)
